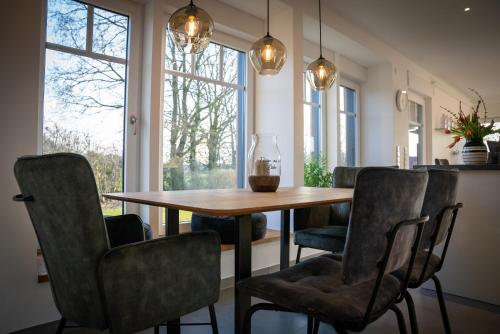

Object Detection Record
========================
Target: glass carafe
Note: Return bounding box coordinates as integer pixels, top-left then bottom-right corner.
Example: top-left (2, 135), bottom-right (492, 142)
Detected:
top-left (248, 134), bottom-right (281, 192)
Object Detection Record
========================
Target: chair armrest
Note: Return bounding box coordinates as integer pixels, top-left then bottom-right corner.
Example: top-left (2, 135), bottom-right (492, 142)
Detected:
top-left (104, 214), bottom-right (146, 248)
top-left (99, 231), bottom-right (221, 334)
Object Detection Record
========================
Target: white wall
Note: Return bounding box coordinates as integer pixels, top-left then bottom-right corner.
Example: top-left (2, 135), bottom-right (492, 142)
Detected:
top-left (0, 2), bottom-right (61, 332)
top-left (490, 102), bottom-right (500, 119)
top-left (254, 6), bottom-right (304, 187)
top-left (360, 63), bottom-right (394, 165)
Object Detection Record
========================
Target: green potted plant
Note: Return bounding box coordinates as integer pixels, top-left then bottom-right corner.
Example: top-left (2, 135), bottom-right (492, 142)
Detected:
top-left (441, 89), bottom-right (500, 165)
top-left (304, 154), bottom-right (333, 187)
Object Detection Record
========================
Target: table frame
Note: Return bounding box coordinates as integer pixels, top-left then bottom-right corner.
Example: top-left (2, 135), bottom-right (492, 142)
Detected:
top-left (104, 188), bottom-right (352, 334)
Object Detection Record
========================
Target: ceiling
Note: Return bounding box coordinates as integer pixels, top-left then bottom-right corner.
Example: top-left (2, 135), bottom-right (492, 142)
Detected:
top-left (324, 0), bottom-right (500, 101)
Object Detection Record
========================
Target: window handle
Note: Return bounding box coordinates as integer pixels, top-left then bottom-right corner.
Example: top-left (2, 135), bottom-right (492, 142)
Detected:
top-left (130, 115), bottom-right (137, 135)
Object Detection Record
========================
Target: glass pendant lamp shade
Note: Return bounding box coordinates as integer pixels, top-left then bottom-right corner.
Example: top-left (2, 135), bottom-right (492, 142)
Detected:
top-left (168, 0), bottom-right (214, 54)
top-left (249, 0), bottom-right (287, 75)
top-left (249, 34), bottom-right (286, 75)
top-left (306, 0), bottom-right (336, 91)
top-left (306, 56), bottom-right (337, 90)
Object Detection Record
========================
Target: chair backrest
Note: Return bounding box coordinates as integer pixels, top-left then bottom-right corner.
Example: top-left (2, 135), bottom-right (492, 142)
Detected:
top-left (328, 167), bottom-right (363, 227)
top-left (341, 168), bottom-right (428, 284)
top-left (434, 158), bottom-right (450, 165)
top-left (14, 153), bottom-right (108, 329)
top-left (420, 169), bottom-right (459, 249)
top-left (332, 166), bottom-right (363, 188)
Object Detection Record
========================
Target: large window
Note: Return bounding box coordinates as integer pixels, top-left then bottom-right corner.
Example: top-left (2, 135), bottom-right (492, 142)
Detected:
top-left (339, 85), bottom-right (357, 166)
top-left (43, 0), bottom-right (130, 215)
top-left (408, 100), bottom-right (424, 169)
top-left (303, 74), bottom-right (322, 157)
top-left (162, 36), bottom-right (246, 195)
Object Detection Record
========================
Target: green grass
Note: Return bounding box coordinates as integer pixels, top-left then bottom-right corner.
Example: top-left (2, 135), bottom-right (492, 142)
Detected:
top-left (103, 206), bottom-right (193, 223)
top-left (102, 206), bottom-right (122, 216)
top-left (161, 209), bottom-right (193, 223)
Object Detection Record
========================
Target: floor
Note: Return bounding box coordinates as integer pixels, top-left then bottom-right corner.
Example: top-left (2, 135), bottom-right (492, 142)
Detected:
top-left (16, 287), bottom-right (500, 334)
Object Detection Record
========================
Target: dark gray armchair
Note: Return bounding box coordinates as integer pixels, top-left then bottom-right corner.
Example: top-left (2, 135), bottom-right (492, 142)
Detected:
top-left (238, 168), bottom-right (429, 334)
top-left (293, 166), bottom-right (363, 262)
top-left (393, 169), bottom-right (462, 334)
top-left (13, 153), bottom-right (221, 334)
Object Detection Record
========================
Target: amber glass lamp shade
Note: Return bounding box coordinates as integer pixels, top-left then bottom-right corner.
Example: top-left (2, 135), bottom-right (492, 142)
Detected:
top-left (305, 56), bottom-right (337, 91)
top-left (168, 1), bottom-right (214, 54)
top-left (249, 34), bottom-right (287, 76)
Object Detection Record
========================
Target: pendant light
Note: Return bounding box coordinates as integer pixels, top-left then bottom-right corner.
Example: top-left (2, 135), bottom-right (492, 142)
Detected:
top-left (168, 0), bottom-right (214, 54)
top-left (249, 0), bottom-right (287, 75)
top-left (306, 0), bottom-right (336, 91)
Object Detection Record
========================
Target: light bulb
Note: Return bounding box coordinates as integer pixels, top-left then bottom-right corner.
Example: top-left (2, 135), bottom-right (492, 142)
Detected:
top-left (317, 65), bottom-right (326, 79)
top-left (262, 44), bottom-right (273, 62)
top-left (184, 15), bottom-right (200, 37)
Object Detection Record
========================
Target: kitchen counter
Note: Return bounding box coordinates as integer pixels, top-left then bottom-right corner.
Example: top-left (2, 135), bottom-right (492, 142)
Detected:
top-left (414, 164), bottom-right (500, 171)
top-left (414, 166), bottom-right (500, 305)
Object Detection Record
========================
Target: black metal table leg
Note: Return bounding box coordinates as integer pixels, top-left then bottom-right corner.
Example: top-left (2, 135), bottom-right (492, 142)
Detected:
top-left (166, 208), bottom-right (180, 334)
top-left (280, 209), bottom-right (291, 270)
top-left (234, 214), bottom-right (252, 334)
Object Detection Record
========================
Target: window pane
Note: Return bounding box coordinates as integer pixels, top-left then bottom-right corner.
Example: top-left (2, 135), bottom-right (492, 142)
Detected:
top-left (47, 0), bottom-right (87, 49)
top-left (223, 47), bottom-right (239, 84)
top-left (163, 76), bottom-right (239, 191)
top-left (92, 7), bottom-right (128, 58)
top-left (340, 113), bottom-right (347, 165)
top-left (195, 43), bottom-right (221, 80)
top-left (304, 104), bottom-right (313, 155)
top-left (408, 125), bottom-right (421, 169)
top-left (165, 35), bottom-right (192, 73)
top-left (346, 114), bottom-right (356, 166)
top-left (340, 85), bottom-right (357, 166)
top-left (43, 48), bottom-right (126, 215)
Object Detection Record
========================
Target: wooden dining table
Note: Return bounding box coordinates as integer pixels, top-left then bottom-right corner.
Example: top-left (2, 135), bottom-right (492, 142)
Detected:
top-left (104, 186), bottom-right (353, 334)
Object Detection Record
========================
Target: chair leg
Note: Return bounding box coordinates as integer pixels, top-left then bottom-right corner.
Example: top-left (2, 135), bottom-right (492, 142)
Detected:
top-left (405, 291), bottom-right (419, 334)
top-left (390, 305), bottom-right (408, 334)
top-left (432, 275), bottom-right (452, 334)
top-left (209, 304), bottom-right (219, 334)
top-left (55, 317), bottom-right (66, 334)
top-left (312, 318), bottom-right (320, 334)
top-left (307, 315), bottom-right (314, 334)
top-left (296, 246), bottom-right (303, 264)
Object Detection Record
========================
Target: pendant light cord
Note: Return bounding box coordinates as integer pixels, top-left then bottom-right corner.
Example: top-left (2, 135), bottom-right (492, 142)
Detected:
top-left (267, 0), bottom-right (270, 36)
top-left (319, 0), bottom-right (323, 58)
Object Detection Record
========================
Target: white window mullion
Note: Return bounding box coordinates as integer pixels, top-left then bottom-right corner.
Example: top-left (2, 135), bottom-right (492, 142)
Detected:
top-left (219, 45), bottom-right (224, 82)
top-left (46, 42), bottom-right (127, 65)
top-left (164, 68), bottom-right (245, 91)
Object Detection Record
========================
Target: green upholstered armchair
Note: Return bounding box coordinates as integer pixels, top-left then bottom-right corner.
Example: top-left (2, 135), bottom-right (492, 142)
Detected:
top-left (13, 153), bottom-right (221, 334)
top-left (293, 166), bottom-right (363, 263)
top-left (238, 168), bottom-right (429, 334)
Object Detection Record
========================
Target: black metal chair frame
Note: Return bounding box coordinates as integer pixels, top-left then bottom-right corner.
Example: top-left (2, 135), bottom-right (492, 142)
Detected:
top-left (243, 216), bottom-right (429, 334)
top-left (404, 203), bottom-right (463, 334)
top-left (53, 305), bottom-right (219, 334)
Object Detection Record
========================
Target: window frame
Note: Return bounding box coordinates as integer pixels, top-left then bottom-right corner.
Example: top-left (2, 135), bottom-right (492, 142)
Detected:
top-left (162, 40), bottom-right (248, 189)
top-left (39, 0), bottom-right (143, 214)
top-left (157, 18), bottom-right (254, 234)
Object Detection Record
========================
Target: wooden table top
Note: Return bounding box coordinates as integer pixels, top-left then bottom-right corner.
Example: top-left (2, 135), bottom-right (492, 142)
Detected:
top-left (104, 187), bottom-right (354, 216)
